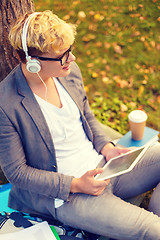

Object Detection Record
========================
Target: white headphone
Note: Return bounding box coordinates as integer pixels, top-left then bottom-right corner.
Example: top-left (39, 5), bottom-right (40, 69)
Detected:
top-left (22, 12), bottom-right (41, 73)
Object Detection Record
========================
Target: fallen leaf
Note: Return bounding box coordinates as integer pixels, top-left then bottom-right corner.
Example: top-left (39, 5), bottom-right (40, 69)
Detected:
top-left (138, 106), bottom-right (144, 110)
top-left (94, 91), bottom-right (102, 96)
top-left (129, 102), bottom-right (137, 108)
top-left (113, 75), bottom-right (121, 81)
top-left (102, 77), bottom-right (110, 84)
top-left (140, 36), bottom-right (145, 42)
top-left (100, 71), bottom-right (106, 76)
top-left (102, 59), bottom-right (107, 64)
top-left (78, 11), bottom-right (86, 20)
top-left (94, 13), bottom-right (104, 21)
top-left (113, 44), bottom-right (123, 54)
top-left (72, 0), bottom-right (80, 6)
top-left (121, 112), bottom-right (127, 118)
top-left (120, 104), bottom-right (128, 112)
top-left (139, 4), bottom-right (144, 8)
top-left (88, 23), bottom-right (97, 31)
top-left (95, 41), bottom-right (103, 47)
top-left (63, 15), bottom-right (70, 20)
top-left (92, 72), bottom-right (99, 78)
top-left (131, 31), bottom-right (140, 37)
top-left (117, 79), bottom-right (128, 88)
top-left (87, 63), bottom-right (94, 67)
top-left (106, 21), bottom-right (112, 27)
top-left (150, 41), bottom-right (156, 47)
top-left (142, 80), bottom-right (147, 84)
top-left (138, 85), bottom-right (144, 97)
top-left (135, 64), bottom-right (140, 69)
top-left (86, 50), bottom-right (91, 56)
top-left (89, 11), bottom-right (95, 16)
top-left (105, 65), bottom-right (111, 71)
top-left (157, 96), bottom-right (160, 103)
top-left (156, 43), bottom-right (160, 50)
top-left (84, 85), bottom-right (89, 93)
top-left (82, 34), bottom-right (96, 42)
top-left (104, 42), bottom-right (111, 49)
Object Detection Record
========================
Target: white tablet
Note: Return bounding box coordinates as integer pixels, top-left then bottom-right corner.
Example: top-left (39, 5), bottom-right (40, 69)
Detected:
top-left (95, 145), bottom-right (149, 180)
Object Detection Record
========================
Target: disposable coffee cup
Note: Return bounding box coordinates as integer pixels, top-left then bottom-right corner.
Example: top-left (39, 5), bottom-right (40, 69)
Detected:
top-left (128, 110), bottom-right (148, 141)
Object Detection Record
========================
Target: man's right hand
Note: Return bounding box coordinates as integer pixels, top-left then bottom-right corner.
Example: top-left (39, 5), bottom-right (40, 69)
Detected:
top-left (70, 168), bottom-right (110, 196)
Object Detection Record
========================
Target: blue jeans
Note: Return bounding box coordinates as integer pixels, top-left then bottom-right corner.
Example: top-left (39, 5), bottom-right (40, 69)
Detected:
top-left (55, 144), bottom-right (160, 240)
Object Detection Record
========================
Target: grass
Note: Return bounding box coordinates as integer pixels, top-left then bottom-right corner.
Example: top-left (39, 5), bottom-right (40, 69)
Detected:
top-left (33, 1), bottom-right (160, 209)
top-left (34, 0), bottom-right (160, 134)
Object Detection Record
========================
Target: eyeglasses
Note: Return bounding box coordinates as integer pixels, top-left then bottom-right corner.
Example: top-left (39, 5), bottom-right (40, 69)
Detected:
top-left (31, 45), bottom-right (72, 66)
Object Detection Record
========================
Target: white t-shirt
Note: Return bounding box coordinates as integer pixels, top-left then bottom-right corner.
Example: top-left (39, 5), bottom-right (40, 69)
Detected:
top-left (34, 78), bottom-right (103, 207)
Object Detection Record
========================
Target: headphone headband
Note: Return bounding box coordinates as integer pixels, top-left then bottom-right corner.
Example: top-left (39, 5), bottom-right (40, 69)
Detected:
top-left (22, 12), bottom-right (40, 58)
top-left (22, 12), bottom-right (41, 73)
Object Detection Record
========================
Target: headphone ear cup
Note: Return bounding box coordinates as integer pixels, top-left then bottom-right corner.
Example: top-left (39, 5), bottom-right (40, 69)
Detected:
top-left (26, 59), bottom-right (41, 73)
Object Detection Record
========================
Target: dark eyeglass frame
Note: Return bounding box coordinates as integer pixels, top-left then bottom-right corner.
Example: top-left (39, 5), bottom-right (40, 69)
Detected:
top-left (31, 45), bottom-right (72, 66)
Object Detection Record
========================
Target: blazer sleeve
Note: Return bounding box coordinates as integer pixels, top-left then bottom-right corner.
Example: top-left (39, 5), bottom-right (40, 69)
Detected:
top-left (0, 106), bottom-right (73, 201)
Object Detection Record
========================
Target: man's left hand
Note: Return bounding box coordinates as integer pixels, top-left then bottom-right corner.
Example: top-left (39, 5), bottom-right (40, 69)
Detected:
top-left (101, 143), bottom-right (130, 161)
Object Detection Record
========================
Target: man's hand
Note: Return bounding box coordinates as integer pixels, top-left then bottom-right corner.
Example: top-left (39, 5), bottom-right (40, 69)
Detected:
top-left (101, 142), bottom-right (130, 161)
top-left (70, 168), bottom-right (110, 196)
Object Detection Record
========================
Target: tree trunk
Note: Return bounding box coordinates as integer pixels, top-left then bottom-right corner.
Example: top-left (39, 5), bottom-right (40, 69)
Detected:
top-left (0, 0), bottom-right (35, 82)
top-left (0, 0), bottom-right (35, 184)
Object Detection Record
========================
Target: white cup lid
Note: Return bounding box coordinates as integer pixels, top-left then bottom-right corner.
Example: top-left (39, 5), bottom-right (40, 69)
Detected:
top-left (128, 110), bottom-right (147, 123)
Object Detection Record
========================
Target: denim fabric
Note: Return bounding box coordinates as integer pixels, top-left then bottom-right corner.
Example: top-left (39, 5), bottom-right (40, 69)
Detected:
top-left (55, 144), bottom-right (160, 240)
top-left (148, 182), bottom-right (160, 216)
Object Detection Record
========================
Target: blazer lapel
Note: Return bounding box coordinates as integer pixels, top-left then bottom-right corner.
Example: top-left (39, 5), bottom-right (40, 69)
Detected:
top-left (22, 97), bottom-right (55, 155)
top-left (16, 65), bottom-right (55, 155)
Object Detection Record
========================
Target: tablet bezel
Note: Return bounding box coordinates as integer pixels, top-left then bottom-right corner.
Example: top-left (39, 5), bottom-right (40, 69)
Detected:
top-left (95, 145), bottom-right (149, 181)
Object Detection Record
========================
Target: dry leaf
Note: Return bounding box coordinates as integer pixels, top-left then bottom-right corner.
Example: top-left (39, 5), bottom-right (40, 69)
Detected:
top-left (78, 11), bottom-right (86, 20)
top-left (102, 77), bottom-right (110, 84)
top-left (84, 85), bottom-right (89, 93)
top-left (129, 102), bottom-right (137, 108)
top-left (86, 50), bottom-right (91, 56)
top-left (138, 85), bottom-right (144, 97)
top-left (120, 104), bottom-right (128, 112)
top-left (117, 79), bottom-right (128, 88)
top-left (104, 42), bottom-right (111, 49)
top-left (92, 72), bottom-right (98, 78)
top-left (82, 34), bottom-right (96, 42)
top-left (87, 63), bottom-right (94, 67)
top-left (88, 23), bottom-right (97, 31)
top-left (150, 41), bottom-right (156, 47)
top-left (100, 71), bottom-right (106, 76)
top-left (95, 41), bottom-right (103, 47)
top-left (94, 13), bottom-right (104, 21)
top-left (113, 44), bottom-right (123, 54)
top-left (157, 96), bottom-right (160, 103)
top-left (63, 15), bottom-right (70, 20)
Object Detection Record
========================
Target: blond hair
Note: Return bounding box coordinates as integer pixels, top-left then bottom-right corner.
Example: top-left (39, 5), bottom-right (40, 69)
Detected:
top-left (9, 10), bottom-right (77, 62)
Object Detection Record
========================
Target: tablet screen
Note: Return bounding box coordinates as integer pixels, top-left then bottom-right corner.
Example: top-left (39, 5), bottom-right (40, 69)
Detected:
top-left (95, 146), bottom-right (147, 180)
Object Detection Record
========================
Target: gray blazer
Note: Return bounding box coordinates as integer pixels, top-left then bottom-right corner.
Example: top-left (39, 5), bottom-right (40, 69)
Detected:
top-left (0, 62), bottom-right (110, 218)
